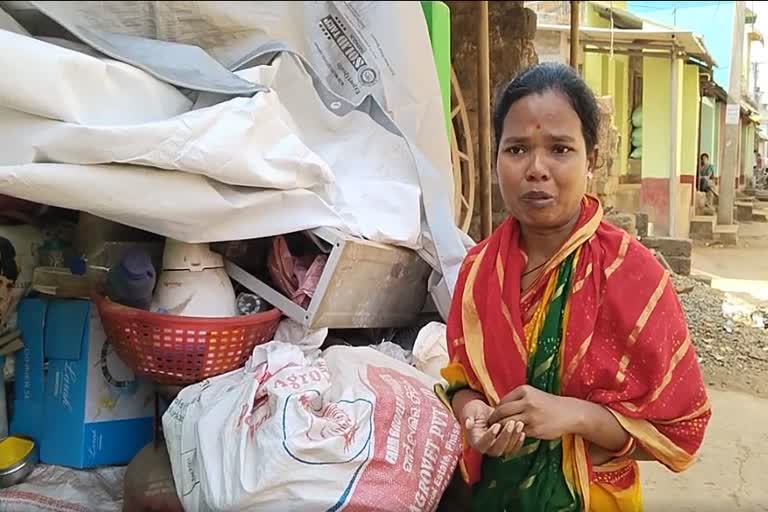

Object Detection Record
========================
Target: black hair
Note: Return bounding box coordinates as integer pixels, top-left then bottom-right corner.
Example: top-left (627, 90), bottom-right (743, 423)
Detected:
top-left (701, 153), bottom-right (710, 159)
top-left (493, 62), bottom-right (599, 156)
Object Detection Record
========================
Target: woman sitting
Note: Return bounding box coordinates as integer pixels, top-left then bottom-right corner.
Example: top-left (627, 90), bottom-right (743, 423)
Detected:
top-left (438, 63), bottom-right (710, 512)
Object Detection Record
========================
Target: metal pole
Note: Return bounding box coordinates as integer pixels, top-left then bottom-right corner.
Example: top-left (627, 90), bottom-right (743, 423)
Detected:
top-left (718, 1), bottom-right (746, 225)
top-left (570, 1), bottom-right (580, 69)
top-left (478, 0), bottom-right (492, 238)
top-left (669, 50), bottom-right (681, 237)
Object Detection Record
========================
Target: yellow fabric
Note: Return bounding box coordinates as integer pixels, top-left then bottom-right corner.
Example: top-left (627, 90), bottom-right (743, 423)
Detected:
top-left (589, 479), bottom-right (642, 512)
top-left (562, 434), bottom-right (592, 511)
top-left (461, 245), bottom-right (500, 405)
top-left (441, 362), bottom-right (470, 391)
top-left (609, 410), bottom-right (697, 472)
top-left (562, 438), bottom-right (642, 512)
top-left (523, 271), bottom-right (558, 359)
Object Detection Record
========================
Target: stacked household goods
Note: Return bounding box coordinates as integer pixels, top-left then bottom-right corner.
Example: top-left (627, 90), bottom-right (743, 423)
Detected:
top-left (0, 2), bottom-right (465, 510)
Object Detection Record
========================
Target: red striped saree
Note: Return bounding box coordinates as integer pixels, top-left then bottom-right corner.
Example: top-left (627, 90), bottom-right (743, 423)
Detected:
top-left (440, 195), bottom-right (710, 511)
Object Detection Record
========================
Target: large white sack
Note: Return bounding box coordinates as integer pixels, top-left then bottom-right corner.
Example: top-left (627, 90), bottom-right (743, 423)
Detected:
top-left (163, 342), bottom-right (461, 512)
top-left (2, 0), bottom-right (466, 290)
top-left (0, 162), bottom-right (346, 243)
top-left (0, 93), bottom-right (335, 189)
top-left (0, 52), bottom-right (421, 246)
top-left (255, 56), bottom-right (423, 246)
top-left (0, 28), bottom-right (191, 124)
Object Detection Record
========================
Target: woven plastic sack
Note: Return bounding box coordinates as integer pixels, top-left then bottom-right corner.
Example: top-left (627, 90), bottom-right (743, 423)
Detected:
top-left (163, 341), bottom-right (461, 511)
top-left (632, 105), bottom-right (643, 128)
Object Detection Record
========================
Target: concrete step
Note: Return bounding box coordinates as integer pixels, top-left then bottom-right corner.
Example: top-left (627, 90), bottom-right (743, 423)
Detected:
top-left (735, 201), bottom-right (754, 221)
top-left (713, 223), bottom-right (739, 246)
top-left (753, 208), bottom-right (768, 222)
top-left (690, 215), bottom-right (716, 240)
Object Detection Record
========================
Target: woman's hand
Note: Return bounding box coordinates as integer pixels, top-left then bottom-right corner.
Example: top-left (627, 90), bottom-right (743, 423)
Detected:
top-left (489, 386), bottom-right (633, 456)
top-left (461, 399), bottom-right (526, 457)
top-left (488, 385), bottom-right (582, 441)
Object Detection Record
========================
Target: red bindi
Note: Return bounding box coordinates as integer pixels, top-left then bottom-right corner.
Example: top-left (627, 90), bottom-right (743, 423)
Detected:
top-left (535, 123), bottom-right (541, 129)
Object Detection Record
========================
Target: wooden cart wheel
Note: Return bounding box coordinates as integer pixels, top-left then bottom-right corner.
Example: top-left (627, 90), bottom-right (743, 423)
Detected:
top-left (450, 66), bottom-right (476, 233)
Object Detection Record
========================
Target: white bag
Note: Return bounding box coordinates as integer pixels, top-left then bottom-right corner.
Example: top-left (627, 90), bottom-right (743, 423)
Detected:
top-left (163, 342), bottom-right (461, 511)
top-left (411, 323), bottom-right (449, 381)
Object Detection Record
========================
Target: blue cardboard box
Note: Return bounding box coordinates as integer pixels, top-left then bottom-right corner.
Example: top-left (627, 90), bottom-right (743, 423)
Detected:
top-left (12, 297), bottom-right (154, 468)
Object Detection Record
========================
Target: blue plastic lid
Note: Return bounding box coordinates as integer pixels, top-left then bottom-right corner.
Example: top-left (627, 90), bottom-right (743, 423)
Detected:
top-left (68, 257), bottom-right (87, 276)
top-left (120, 249), bottom-right (155, 281)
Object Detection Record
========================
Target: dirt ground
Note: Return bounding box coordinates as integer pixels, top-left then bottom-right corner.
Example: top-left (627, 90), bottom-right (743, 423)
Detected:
top-left (692, 220), bottom-right (768, 397)
top-left (642, 389), bottom-right (768, 511)
top-left (643, 220), bottom-right (768, 509)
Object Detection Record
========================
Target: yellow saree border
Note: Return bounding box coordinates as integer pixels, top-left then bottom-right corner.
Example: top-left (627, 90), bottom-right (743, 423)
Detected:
top-left (562, 434), bottom-right (591, 512)
top-left (607, 409), bottom-right (699, 472)
top-left (462, 245), bottom-right (500, 405)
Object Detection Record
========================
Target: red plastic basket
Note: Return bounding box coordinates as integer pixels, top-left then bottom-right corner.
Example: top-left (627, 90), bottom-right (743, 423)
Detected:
top-left (94, 294), bottom-right (282, 385)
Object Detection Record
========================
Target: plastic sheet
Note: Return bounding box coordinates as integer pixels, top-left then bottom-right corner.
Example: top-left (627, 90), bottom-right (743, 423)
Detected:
top-left (0, 465), bottom-right (124, 512)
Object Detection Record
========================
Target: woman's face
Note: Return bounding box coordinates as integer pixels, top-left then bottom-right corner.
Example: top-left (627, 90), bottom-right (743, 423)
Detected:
top-left (496, 90), bottom-right (594, 231)
top-left (701, 155), bottom-right (709, 166)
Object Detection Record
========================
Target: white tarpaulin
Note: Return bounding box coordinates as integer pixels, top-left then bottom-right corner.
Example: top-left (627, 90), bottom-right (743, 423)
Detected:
top-left (0, 1), bottom-right (466, 292)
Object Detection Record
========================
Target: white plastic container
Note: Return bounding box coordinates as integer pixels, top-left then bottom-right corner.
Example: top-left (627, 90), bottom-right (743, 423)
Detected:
top-left (151, 240), bottom-right (236, 318)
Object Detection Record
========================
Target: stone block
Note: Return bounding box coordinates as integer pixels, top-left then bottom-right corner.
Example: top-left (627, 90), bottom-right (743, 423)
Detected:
top-left (695, 191), bottom-right (707, 212)
top-left (714, 224), bottom-right (739, 246)
top-left (735, 202), bottom-right (753, 221)
top-left (604, 212), bottom-right (637, 236)
top-left (690, 216), bottom-right (715, 240)
top-left (641, 237), bottom-right (692, 258)
top-left (666, 256), bottom-right (691, 276)
top-left (635, 212), bottom-right (649, 238)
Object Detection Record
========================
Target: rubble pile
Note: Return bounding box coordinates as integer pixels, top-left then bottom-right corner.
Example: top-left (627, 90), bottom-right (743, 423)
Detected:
top-left (673, 275), bottom-right (768, 378)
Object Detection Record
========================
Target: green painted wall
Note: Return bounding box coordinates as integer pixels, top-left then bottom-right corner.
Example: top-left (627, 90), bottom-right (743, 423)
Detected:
top-left (421, 1), bottom-right (451, 135)
top-left (584, 54), bottom-right (605, 94)
top-left (672, 59), bottom-right (685, 181)
top-left (640, 56), bottom-right (691, 183)
top-left (583, 4), bottom-right (608, 94)
top-left (642, 57), bottom-right (673, 179)
top-left (681, 64), bottom-right (700, 177)
top-left (743, 123), bottom-right (755, 181)
top-left (614, 57), bottom-right (630, 177)
top-left (700, 97), bottom-right (715, 168)
top-left (642, 57), bottom-right (684, 178)
top-left (699, 98), bottom-right (723, 177)
top-left (713, 102), bottom-right (721, 175)
top-left (582, 3), bottom-right (630, 176)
